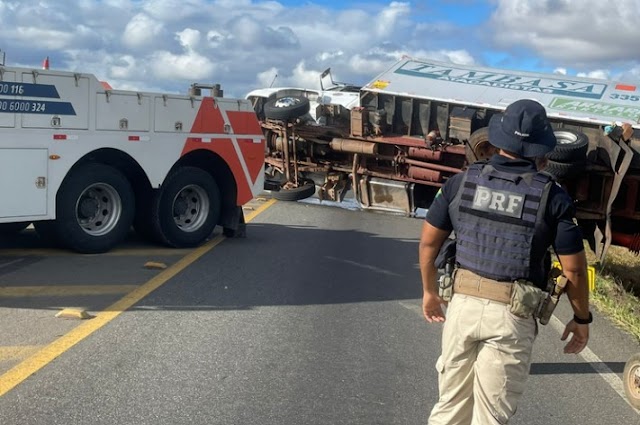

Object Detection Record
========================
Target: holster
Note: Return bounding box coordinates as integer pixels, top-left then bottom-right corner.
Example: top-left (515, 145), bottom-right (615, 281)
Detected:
top-left (535, 274), bottom-right (568, 325)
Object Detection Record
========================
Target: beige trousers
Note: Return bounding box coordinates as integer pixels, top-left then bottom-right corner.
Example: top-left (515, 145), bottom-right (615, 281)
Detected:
top-left (428, 293), bottom-right (537, 425)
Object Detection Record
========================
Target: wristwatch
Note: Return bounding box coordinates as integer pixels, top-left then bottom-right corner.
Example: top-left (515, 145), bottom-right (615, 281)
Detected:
top-left (573, 312), bottom-right (593, 325)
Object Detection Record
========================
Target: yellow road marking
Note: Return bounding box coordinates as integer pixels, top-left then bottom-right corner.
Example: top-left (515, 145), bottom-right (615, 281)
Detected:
top-left (0, 285), bottom-right (139, 297)
top-left (0, 198), bottom-right (276, 397)
top-left (0, 248), bottom-right (192, 257)
top-left (0, 347), bottom-right (41, 362)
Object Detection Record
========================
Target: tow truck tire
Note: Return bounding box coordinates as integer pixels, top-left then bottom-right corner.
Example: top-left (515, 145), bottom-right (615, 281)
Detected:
top-left (264, 96), bottom-right (310, 121)
top-left (623, 353), bottom-right (640, 409)
top-left (152, 167), bottom-right (221, 248)
top-left (272, 179), bottom-right (316, 201)
top-left (0, 222), bottom-right (30, 235)
top-left (466, 127), bottom-right (496, 164)
top-left (54, 163), bottom-right (135, 254)
top-left (548, 130), bottom-right (589, 162)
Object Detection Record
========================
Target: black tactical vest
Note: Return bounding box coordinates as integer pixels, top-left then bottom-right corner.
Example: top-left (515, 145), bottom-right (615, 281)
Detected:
top-left (449, 162), bottom-right (553, 285)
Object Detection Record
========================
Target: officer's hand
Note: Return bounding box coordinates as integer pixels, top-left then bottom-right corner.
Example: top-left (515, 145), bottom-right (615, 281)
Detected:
top-left (423, 292), bottom-right (446, 323)
top-left (561, 320), bottom-right (589, 354)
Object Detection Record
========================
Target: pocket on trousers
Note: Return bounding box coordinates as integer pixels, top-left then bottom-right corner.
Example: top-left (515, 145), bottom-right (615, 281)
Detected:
top-left (509, 281), bottom-right (542, 319)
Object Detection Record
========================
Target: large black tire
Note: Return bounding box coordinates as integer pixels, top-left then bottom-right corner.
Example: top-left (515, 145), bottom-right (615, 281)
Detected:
top-left (623, 353), bottom-right (640, 409)
top-left (548, 130), bottom-right (589, 162)
top-left (264, 96), bottom-right (310, 121)
top-left (465, 127), bottom-right (496, 164)
top-left (0, 222), bottom-right (30, 235)
top-left (272, 179), bottom-right (316, 201)
top-left (544, 160), bottom-right (586, 180)
top-left (152, 167), bottom-right (221, 248)
top-left (53, 163), bottom-right (135, 253)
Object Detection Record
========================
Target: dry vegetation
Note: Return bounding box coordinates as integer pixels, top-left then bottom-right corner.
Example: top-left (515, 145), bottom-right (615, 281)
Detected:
top-left (584, 243), bottom-right (640, 343)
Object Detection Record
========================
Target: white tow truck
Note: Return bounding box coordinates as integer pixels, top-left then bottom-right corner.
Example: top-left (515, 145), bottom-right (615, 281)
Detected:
top-left (0, 56), bottom-right (265, 253)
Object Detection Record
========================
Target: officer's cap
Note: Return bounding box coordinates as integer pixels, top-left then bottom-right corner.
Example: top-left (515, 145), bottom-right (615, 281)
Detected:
top-left (488, 99), bottom-right (557, 158)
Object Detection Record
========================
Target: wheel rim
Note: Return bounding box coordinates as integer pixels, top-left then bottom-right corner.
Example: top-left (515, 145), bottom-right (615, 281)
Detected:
top-left (75, 183), bottom-right (122, 237)
top-left (554, 131), bottom-right (578, 145)
top-left (172, 184), bottom-right (210, 232)
top-left (629, 363), bottom-right (640, 400)
top-left (274, 97), bottom-right (301, 109)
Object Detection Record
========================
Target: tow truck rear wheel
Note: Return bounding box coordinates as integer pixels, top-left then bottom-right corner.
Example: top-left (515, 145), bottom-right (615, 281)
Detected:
top-left (623, 353), bottom-right (640, 409)
top-left (53, 163), bottom-right (135, 254)
top-left (152, 166), bottom-right (221, 248)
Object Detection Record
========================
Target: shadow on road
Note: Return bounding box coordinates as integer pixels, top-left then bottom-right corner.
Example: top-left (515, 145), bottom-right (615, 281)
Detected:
top-left (530, 361), bottom-right (625, 375)
top-left (0, 221), bottom-right (423, 311)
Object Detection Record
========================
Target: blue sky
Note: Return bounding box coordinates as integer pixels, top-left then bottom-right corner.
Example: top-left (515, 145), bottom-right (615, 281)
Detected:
top-left (1, 0), bottom-right (639, 97)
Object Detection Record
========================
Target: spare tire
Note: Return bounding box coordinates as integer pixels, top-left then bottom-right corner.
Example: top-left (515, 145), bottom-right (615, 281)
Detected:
top-left (545, 160), bottom-right (586, 180)
top-left (548, 130), bottom-right (589, 162)
top-left (466, 127), bottom-right (497, 164)
top-left (272, 179), bottom-right (316, 201)
top-left (264, 96), bottom-right (310, 121)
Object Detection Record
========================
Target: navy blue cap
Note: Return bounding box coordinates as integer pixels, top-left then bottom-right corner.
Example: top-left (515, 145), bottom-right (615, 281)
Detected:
top-left (488, 99), bottom-right (557, 158)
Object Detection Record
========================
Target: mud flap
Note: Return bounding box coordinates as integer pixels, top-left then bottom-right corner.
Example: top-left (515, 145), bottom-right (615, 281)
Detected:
top-left (593, 130), bottom-right (634, 262)
top-left (221, 206), bottom-right (246, 238)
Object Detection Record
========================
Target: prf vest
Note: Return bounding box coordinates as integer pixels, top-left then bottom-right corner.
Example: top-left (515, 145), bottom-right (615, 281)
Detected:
top-left (449, 162), bottom-right (553, 285)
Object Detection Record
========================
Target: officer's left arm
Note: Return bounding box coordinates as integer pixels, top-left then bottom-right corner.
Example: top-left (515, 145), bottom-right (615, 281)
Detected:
top-left (419, 222), bottom-right (451, 322)
top-left (549, 185), bottom-right (590, 354)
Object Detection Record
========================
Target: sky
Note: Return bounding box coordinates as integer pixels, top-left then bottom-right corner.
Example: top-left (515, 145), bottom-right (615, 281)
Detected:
top-left (2, 0), bottom-right (640, 98)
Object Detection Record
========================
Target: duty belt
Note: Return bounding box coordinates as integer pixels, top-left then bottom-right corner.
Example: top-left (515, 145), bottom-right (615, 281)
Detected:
top-left (453, 269), bottom-right (513, 304)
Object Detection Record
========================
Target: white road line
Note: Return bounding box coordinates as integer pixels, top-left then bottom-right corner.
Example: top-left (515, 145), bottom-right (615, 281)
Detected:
top-left (400, 300), bottom-right (640, 414)
top-left (324, 256), bottom-right (402, 277)
top-left (0, 259), bottom-right (24, 270)
top-left (549, 316), bottom-right (639, 414)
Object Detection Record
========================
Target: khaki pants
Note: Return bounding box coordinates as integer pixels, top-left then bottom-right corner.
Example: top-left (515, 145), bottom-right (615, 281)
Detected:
top-left (428, 293), bottom-right (537, 425)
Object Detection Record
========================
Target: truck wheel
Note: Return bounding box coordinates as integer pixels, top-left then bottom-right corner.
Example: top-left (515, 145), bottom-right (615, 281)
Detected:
top-left (55, 163), bottom-right (135, 253)
top-left (264, 96), bottom-right (310, 121)
top-left (623, 353), bottom-right (640, 409)
top-left (544, 160), bottom-right (586, 180)
top-left (153, 167), bottom-right (221, 248)
top-left (272, 179), bottom-right (316, 201)
top-left (0, 222), bottom-right (30, 235)
top-left (547, 130), bottom-right (589, 162)
top-left (466, 127), bottom-right (496, 164)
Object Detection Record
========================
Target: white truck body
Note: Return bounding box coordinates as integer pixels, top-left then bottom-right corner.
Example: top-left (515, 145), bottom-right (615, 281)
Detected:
top-left (0, 65), bottom-right (265, 252)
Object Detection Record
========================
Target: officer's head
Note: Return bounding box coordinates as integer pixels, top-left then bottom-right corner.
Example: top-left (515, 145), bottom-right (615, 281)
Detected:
top-left (488, 99), bottom-right (557, 159)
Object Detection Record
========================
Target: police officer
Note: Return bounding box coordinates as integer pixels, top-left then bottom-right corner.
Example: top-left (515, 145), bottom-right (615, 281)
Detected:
top-left (419, 99), bottom-right (591, 425)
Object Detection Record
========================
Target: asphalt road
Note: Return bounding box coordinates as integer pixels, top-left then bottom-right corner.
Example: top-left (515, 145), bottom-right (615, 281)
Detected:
top-left (0, 199), bottom-right (639, 424)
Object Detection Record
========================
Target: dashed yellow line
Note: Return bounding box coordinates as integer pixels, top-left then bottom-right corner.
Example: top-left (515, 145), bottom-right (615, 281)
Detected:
top-left (0, 198), bottom-right (276, 397)
top-left (0, 285), bottom-right (139, 297)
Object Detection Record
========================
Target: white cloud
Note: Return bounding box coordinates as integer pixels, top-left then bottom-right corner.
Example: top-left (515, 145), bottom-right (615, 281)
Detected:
top-left (577, 70), bottom-right (610, 80)
top-left (490, 0), bottom-right (640, 65)
top-left (176, 28), bottom-right (201, 51)
top-left (150, 50), bottom-right (215, 80)
top-left (122, 13), bottom-right (164, 48)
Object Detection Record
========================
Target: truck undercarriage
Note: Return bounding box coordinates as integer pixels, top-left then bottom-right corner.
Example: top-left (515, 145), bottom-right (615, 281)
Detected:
top-left (248, 64), bottom-right (640, 262)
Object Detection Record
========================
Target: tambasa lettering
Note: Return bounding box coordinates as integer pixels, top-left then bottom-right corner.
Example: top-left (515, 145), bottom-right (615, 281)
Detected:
top-left (472, 185), bottom-right (524, 219)
top-left (396, 62), bottom-right (607, 99)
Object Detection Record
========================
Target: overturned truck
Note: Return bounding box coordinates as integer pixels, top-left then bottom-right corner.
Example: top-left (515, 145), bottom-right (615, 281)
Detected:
top-left (247, 57), bottom-right (640, 261)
